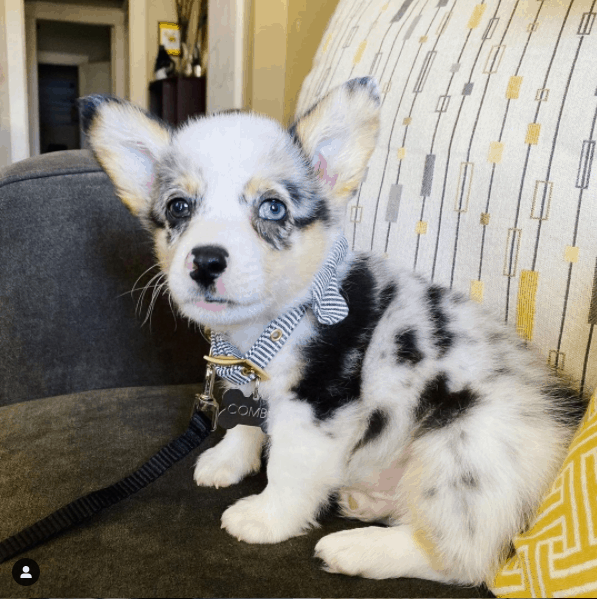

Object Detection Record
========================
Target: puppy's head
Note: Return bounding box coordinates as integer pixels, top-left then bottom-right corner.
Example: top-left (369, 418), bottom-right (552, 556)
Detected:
top-left (81, 78), bottom-right (380, 329)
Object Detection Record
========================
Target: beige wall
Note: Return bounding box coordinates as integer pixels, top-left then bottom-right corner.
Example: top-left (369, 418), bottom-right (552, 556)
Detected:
top-left (246, 0), bottom-right (339, 126)
top-left (284, 0), bottom-right (339, 125)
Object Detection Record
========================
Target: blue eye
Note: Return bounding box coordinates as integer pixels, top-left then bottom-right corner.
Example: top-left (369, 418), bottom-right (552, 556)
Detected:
top-left (258, 198), bottom-right (287, 221)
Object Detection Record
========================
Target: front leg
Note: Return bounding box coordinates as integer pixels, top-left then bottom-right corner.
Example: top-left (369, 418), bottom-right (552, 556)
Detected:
top-left (221, 400), bottom-right (347, 544)
top-left (194, 424), bottom-right (265, 488)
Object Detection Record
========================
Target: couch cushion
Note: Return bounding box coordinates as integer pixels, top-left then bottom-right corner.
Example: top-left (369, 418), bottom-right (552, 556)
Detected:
top-left (0, 150), bottom-right (209, 407)
top-left (0, 384), bottom-right (493, 597)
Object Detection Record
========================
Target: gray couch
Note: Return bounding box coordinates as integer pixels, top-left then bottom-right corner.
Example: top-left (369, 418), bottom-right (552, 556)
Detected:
top-left (0, 150), bottom-right (493, 597)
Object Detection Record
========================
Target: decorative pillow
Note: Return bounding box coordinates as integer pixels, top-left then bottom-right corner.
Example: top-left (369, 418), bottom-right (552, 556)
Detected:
top-left (297, 0), bottom-right (597, 399)
top-left (491, 390), bottom-right (597, 598)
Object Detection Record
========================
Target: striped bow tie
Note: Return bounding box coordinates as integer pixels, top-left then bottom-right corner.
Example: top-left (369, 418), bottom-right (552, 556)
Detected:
top-left (208, 235), bottom-right (350, 386)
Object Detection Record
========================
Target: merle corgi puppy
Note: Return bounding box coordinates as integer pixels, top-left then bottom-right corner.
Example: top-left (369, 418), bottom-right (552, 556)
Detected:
top-left (80, 78), bottom-right (586, 585)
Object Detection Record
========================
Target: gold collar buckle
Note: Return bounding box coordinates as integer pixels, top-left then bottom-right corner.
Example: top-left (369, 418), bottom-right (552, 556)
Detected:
top-left (202, 355), bottom-right (270, 381)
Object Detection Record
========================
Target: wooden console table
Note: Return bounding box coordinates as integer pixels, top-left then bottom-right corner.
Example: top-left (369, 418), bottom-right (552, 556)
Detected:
top-left (149, 77), bottom-right (206, 126)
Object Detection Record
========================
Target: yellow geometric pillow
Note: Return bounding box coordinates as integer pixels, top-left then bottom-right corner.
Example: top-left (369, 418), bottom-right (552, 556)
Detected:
top-left (491, 392), bottom-right (597, 598)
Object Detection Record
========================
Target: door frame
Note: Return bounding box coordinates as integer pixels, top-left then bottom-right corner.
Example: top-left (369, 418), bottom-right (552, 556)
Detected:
top-left (25, 1), bottom-right (126, 156)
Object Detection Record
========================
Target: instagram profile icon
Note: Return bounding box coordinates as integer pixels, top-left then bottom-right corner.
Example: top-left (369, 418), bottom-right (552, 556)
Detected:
top-left (12, 558), bottom-right (40, 586)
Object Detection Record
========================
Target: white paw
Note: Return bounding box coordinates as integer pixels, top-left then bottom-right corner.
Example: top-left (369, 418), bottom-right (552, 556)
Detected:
top-left (314, 526), bottom-right (395, 579)
top-left (193, 444), bottom-right (260, 488)
top-left (221, 493), bottom-right (311, 544)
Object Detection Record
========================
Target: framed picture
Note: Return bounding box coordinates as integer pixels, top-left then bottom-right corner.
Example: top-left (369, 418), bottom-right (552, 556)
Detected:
top-left (159, 22), bottom-right (181, 56)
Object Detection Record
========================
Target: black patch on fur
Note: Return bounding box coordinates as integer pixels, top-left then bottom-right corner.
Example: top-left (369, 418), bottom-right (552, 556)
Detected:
top-left (544, 379), bottom-right (588, 430)
top-left (279, 179), bottom-right (330, 229)
top-left (414, 373), bottom-right (479, 434)
top-left (148, 210), bottom-right (166, 229)
top-left (345, 76), bottom-right (381, 105)
top-left (379, 283), bottom-right (397, 312)
top-left (352, 409), bottom-right (388, 454)
top-left (461, 472), bottom-right (478, 488)
top-left (78, 94), bottom-right (122, 133)
top-left (293, 200), bottom-right (331, 229)
top-left (287, 122), bottom-right (305, 156)
top-left (292, 257), bottom-right (395, 420)
top-left (395, 328), bottom-right (424, 365)
top-left (283, 179), bottom-right (308, 208)
top-left (78, 94), bottom-right (170, 135)
top-left (426, 285), bottom-right (454, 357)
top-left (251, 207), bottom-right (292, 250)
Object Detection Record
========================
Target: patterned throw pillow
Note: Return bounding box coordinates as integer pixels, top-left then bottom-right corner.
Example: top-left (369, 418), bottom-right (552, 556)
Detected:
top-left (491, 391), bottom-right (597, 598)
top-left (297, 0), bottom-right (597, 594)
top-left (297, 0), bottom-right (597, 399)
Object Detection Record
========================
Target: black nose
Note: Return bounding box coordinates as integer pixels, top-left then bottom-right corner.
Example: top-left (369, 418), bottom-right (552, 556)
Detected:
top-left (190, 245), bottom-right (229, 287)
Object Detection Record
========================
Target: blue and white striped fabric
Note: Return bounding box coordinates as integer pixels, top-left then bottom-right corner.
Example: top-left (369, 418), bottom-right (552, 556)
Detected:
top-left (211, 235), bottom-right (350, 385)
top-left (310, 235), bottom-right (349, 325)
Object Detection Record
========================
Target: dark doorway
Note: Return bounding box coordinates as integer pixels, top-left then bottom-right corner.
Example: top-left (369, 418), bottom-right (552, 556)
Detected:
top-left (38, 64), bottom-right (80, 153)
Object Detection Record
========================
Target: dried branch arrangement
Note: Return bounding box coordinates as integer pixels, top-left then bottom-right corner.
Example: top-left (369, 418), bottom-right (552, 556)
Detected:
top-left (175, 0), bottom-right (208, 73)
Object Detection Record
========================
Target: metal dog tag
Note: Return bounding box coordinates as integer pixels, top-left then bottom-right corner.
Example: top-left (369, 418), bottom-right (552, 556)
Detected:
top-left (218, 389), bottom-right (268, 431)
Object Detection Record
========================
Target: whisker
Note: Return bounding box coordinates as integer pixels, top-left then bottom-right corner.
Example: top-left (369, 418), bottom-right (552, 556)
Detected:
top-left (118, 263), bottom-right (161, 299)
top-left (137, 272), bottom-right (166, 317)
top-left (166, 288), bottom-right (178, 330)
top-left (142, 276), bottom-right (168, 328)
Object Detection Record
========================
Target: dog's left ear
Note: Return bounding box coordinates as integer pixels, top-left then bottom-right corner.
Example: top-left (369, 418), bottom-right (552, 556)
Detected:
top-left (290, 77), bottom-right (381, 202)
top-left (78, 95), bottom-right (170, 219)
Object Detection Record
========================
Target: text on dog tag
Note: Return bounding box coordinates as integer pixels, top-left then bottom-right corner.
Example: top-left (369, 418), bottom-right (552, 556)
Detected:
top-left (218, 389), bottom-right (268, 431)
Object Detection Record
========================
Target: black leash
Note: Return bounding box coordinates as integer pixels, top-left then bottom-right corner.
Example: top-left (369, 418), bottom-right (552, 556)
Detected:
top-left (0, 409), bottom-right (212, 565)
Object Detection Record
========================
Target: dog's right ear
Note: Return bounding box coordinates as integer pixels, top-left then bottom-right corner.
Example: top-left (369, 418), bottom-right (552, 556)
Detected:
top-left (79, 95), bottom-right (170, 217)
top-left (290, 78), bottom-right (381, 204)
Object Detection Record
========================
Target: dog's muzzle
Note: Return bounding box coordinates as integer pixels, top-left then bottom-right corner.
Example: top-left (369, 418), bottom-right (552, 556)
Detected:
top-left (187, 245), bottom-right (229, 288)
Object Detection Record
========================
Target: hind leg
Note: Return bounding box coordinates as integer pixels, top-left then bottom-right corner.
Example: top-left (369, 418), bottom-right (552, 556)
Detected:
top-left (315, 524), bottom-right (455, 583)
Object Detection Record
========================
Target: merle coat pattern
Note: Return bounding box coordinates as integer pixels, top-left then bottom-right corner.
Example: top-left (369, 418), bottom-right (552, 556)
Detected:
top-left (81, 78), bottom-right (587, 585)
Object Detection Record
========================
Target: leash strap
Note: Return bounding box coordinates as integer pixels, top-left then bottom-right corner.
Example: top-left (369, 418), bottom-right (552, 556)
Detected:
top-left (0, 410), bottom-right (212, 565)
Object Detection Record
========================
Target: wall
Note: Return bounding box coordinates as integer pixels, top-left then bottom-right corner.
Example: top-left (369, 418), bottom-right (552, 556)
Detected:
top-left (37, 20), bottom-right (112, 61)
top-left (247, 0), bottom-right (340, 126)
top-left (283, 0), bottom-right (339, 125)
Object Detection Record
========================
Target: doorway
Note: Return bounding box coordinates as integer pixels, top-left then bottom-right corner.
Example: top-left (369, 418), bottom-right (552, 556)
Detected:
top-left (25, 2), bottom-right (127, 157)
top-left (38, 64), bottom-right (79, 153)
top-left (36, 19), bottom-right (112, 154)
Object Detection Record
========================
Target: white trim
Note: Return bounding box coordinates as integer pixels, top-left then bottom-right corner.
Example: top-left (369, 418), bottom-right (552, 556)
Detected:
top-left (5, 0), bottom-right (30, 162)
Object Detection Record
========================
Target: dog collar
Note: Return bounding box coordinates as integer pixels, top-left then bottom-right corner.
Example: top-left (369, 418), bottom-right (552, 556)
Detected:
top-left (205, 235), bottom-right (350, 386)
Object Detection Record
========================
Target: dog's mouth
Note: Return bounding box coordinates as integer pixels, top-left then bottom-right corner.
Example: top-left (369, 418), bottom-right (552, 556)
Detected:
top-left (192, 291), bottom-right (233, 312)
top-left (201, 291), bottom-right (229, 304)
